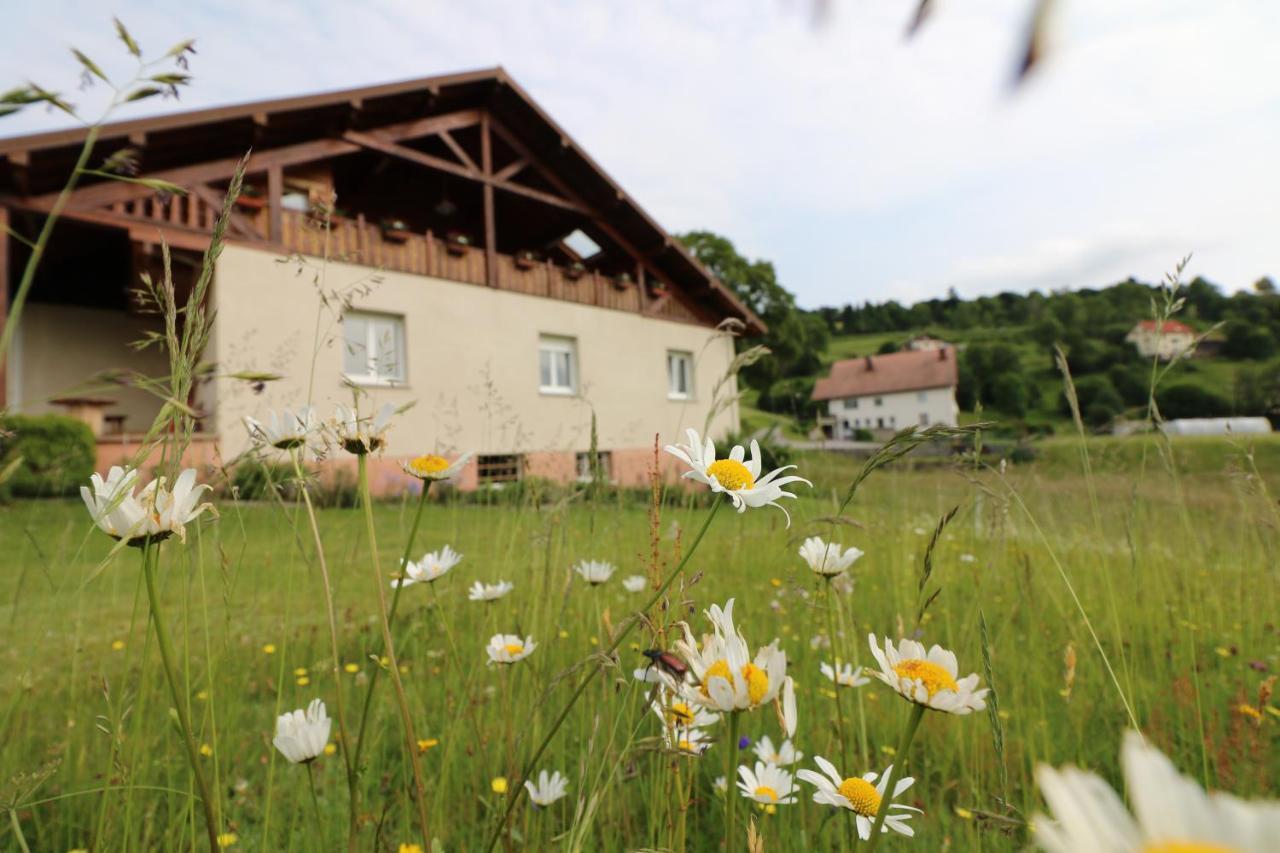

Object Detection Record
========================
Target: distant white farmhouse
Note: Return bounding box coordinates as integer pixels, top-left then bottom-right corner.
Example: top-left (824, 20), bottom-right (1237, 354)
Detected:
top-left (812, 348), bottom-right (959, 439)
top-left (1125, 319), bottom-right (1196, 360)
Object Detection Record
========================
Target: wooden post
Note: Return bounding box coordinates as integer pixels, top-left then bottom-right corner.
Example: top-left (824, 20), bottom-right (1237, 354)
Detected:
top-left (267, 165), bottom-right (283, 242)
top-left (0, 205), bottom-right (8, 409)
top-left (481, 112), bottom-right (497, 287)
top-left (635, 262), bottom-right (647, 312)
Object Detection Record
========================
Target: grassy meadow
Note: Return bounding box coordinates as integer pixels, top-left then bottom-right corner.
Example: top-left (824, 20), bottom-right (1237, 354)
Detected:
top-left (1, 443), bottom-right (1277, 851)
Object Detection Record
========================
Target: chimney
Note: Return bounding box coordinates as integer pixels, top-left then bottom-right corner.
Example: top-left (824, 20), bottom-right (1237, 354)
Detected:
top-left (938, 347), bottom-right (948, 360)
top-left (864, 355), bottom-right (874, 370)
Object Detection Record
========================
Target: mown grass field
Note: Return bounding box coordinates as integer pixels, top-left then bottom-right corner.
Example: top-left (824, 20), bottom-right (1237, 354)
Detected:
top-left (0, 445), bottom-right (1277, 851)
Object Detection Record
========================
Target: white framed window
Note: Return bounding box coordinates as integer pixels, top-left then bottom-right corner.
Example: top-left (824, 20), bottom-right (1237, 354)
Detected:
top-left (846, 397), bottom-right (859, 410)
top-left (667, 350), bottom-right (693, 399)
top-left (575, 450), bottom-right (613, 482)
top-left (343, 311), bottom-right (406, 384)
top-left (539, 335), bottom-right (577, 395)
top-left (874, 397), bottom-right (884, 407)
top-left (919, 413), bottom-right (929, 426)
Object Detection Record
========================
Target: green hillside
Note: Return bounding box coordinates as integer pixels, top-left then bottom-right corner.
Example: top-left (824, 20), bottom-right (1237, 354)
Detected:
top-left (742, 324), bottom-right (1280, 439)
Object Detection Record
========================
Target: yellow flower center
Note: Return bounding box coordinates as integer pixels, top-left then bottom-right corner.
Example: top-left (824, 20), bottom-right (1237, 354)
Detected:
top-left (701, 659), bottom-right (769, 705)
top-left (1142, 845), bottom-right (1238, 853)
top-left (893, 659), bottom-right (959, 697)
top-left (754, 785), bottom-right (779, 802)
top-left (677, 739), bottom-right (696, 752)
top-left (409, 454), bottom-right (450, 476)
top-left (504, 643), bottom-right (524, 656)
top-left (668, 702), bottom-right (695, 725)
top-left (838, 777), bottom-right (882, 816)
top-left (705, 459), bottom-right (754, 491)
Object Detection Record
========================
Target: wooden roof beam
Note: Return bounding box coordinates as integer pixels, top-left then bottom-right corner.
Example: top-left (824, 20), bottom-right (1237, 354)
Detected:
top-left (341, 130), bottom-right (585, 214)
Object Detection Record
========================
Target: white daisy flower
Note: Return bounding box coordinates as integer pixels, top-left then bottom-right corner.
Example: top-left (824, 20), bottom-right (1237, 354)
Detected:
top-left (402, 450), bottom-right (473, 481)
top-left (468, 581), bottom-right (514, 602)
top-left (272, 698), bottom-right (332, 764)
top-left (82, 466), bottom-right (214, 546)
top-left (393, 545), bottom-right (462, 588)
top-left (821, 661), bottom-right (871, 689)
top-left (523, 769), bottom-right (569, 807)
top-left (244, 406), bottom-right (318, 451)
top-left (334, 402), bottom-right (395, 455)
top-left (713, 775), bottom-right (728, 794)
top-left (799, 536), bottom-right (864, 577)
top-left (666, 725), bottom-right (714, 755)
top-left (651, 691), bottom-right (721, 731)
top-left (622, 574), bottom-right (648, 593)
top-left (1034, 730), bottom-right (1280, 853)
top-left (753, 735), bottom-right (803, 767)
top-left (867, 634), bottom-right (988, 715)
top-left (673, 598), bottom-right (788, 713)
top-left (485, 633), bottom-right (536, 665)
top-left (738, 760), bottom-right (797, 805)
top-left (663, 429), bottom-right (811, 526)
top-left (959, 553), bottom-right (977, 563)
top-left (573, 560), bottom-right (616, 585)
top-left (796, 756), bottom-right (920, 839)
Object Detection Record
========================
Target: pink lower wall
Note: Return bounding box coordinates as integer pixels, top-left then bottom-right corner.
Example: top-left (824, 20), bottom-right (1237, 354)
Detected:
top-left (93, 437), bottom-right (691, 496)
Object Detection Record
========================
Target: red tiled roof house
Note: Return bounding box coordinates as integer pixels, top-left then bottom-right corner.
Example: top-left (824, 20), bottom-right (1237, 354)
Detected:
top-left (811, 347), bottom-right (959, 439)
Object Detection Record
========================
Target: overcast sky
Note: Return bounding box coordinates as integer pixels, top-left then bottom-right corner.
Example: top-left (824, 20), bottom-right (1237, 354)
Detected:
top-left (2, 1), bottom-right (1277, 308)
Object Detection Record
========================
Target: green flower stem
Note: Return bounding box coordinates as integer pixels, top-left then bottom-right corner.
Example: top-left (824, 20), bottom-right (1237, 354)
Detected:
top-left (287, 448), bottom-right (359, 851)
top-left (352, 481), bottom-right (431, 777)
top-left (864, 703), bottom-right (926, 853)
top-left (725, 710), bottom-right (741, 852)
top-left (356, 454), bottom-right (432, 845)
top-left (484, 497), bottom-right (725, 852)
top-left (139, 544), bottom-right (220, 852)
top-left (306, 761), bottom-right (324, 838)
top-left (824, 579), bottom-right (851, 770)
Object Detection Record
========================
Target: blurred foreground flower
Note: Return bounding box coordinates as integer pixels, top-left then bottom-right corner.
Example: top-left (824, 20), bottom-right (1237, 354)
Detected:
top-left (524, 769), bottom-right (570, 806)
top-left (486, 634), bottom-right (536, 665)
top-left (469, 580), bottom-right (514, 602)
top-left (244, 406), bottom-right (317, 450)
top-left (394, 545), bottom-right (463, 588)
top-left (334, 403), bottom-right (395, 455)
top-left (1033, 730), bottom-right (1280, 853)
top-left (822, 661), bottom-right (870, 689)
top-left (754, 735), bottom-right (803, 767)
top-left (574, 559), bottom-right (616, 585)
top-left (402, 450), bottom-right (473, 481)
top-left (622, 574), bottom-right (648, 593)
top-left (82, 466), bottom-right (213, 546)
top-left (272, 699), bottom-right (332, 764)
top-left (664, 429), bottom-right (810, 526)
top-left (799, 536), bottom-right (863, 577)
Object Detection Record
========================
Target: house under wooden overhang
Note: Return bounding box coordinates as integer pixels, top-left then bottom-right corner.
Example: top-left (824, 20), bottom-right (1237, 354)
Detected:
top-left (0, 68), bottom-right (763, 489)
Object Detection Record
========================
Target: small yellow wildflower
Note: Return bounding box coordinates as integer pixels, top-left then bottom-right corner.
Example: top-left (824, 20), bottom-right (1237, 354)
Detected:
top-left (491, 776), bottom-right (509, 794)
top-left (344, 663), bottom-right (359, 674)
top-left (399, 845), bottom-right (423, 853)
top-left (293, 667), bottom-right (308, 677)
top-left (111, 640), bottom-right (126, 651)
top-left (262, 643), bottom-right (276, 655)
top-left (324, 743), bottom-right (337, 756)
top-left (589, 637), bottom-right (599, 646)
top-left (1214, 646), bottom-right (1232, 658)
top-left (196, 690), bottom-right (209, 701)
top-left (997, 709), bottom-right (1011, 720)
top-left (769, 578), bottom-right (782, 588)
top-left (296, 676), bottom-right (311, 686)
top-left (217, 832), bottom-right (238, 847)
top-left (880, 745), bottom-right (897, 756)
top-left (558, 630), bottom-right (569, 639)
top-left (417, 738), bottom-right (440, 753)
top-left (954, 806), bottom-right (974, 820)
top-left (199, 744), bottom-right (213, 757)
top-left (1235, 703), bottom-right (1263, 721)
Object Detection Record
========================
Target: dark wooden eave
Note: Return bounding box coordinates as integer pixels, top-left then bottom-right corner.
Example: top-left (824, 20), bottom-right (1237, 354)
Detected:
top-left (0, 67), bottom-right (765, 334)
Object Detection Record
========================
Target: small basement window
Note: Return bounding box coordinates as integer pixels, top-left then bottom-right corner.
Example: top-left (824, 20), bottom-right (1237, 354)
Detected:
top-left (575, 450), bottom-right (613, 482)
top-left (343, 311), bottom-right (406, 384)
top-left (477, 454), bottom-right (523, 485)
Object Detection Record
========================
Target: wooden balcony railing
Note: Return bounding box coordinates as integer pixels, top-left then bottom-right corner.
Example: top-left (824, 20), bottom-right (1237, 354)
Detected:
top-left (277, 210), bottom-right (699, 324)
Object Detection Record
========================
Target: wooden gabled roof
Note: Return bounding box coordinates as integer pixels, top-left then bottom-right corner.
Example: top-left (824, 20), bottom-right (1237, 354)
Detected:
top-left (0, 67), bottom-right (764, 334)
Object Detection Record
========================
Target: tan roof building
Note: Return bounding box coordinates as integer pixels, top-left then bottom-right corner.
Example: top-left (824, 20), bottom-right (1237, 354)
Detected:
top-left (0, 68), bottom-right (763, 491)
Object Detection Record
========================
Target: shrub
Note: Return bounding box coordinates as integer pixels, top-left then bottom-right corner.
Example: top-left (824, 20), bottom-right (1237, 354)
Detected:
top-left (756, 377), bottom-right (819, 422)
top-left (0, 414), bottom-right (96, 499)
top-left (229, 459), bottom-right (298, 501)
top-left (1156, 383), bottom-right (1232, 419)
top-left (853, 428), bottom-right (874, 441)
top-left (1221, 320), bottom-right (1277, 360)
top-left (1063, 375), bottom-right (1124, 426)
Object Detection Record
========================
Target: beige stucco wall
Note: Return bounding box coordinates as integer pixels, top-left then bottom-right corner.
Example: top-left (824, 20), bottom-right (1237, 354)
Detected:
top-left (12, 303), bottom-right (171, 432)
top-left (212, 245), bottom-right (741, 464)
